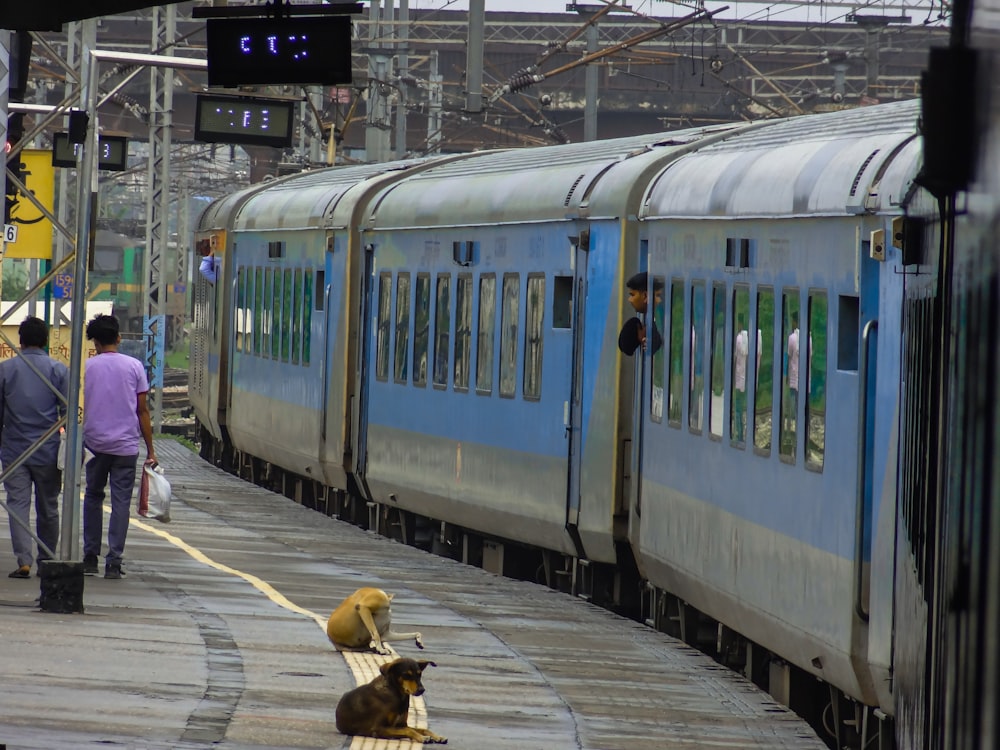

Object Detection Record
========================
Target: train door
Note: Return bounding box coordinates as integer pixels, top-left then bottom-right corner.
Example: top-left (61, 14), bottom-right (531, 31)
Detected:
top-left (354, 242), bottom-right (376, 479)
top-left (565, 233), bottom-right (589, 535)
top-left (857, 227), bottom-right (881, 620)
top-left (320, 232), bottom-right (334, 446)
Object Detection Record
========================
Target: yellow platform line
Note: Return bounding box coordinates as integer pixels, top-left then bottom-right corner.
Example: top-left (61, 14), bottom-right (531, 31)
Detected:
top-left (133, 515), bottom-right (429, 750)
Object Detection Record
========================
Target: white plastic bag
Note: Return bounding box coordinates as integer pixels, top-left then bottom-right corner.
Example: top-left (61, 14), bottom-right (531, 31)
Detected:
top-left (139, 461), bottom-right (172, 522)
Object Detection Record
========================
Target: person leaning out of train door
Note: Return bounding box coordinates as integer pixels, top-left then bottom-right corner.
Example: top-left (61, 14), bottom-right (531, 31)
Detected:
top-left (618, 272), bottom-right (663, 356)
top-left (0, 317), bottom-right (69, 579)
top-left (197, 238), bottom-right (219, 284)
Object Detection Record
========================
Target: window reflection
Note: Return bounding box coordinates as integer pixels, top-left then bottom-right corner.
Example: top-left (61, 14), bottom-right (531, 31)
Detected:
top-left (730, 286), bottom-right (753, 445)
top-left (454, 274), bottom-right (472, 390)
top-left (667, 279), bottom-right (684, 424)
top-left (709, 283), bottom-right (725, 438)
top-left (476, 275), bottom-right (496, 394)
top-left (433, 274), bottom-right (451, 387)
top-left (394, 274), bottom-right (410, 383)
top-left (806, 293), bottom-right (827, 470)
top-left (780, 290), bottom-right (801, 461)
top-left (376, 273), bottom-right (391, 379)
top-left (499, 273), bottom-right (520, 397)
top-left (651, 275), bottom-right (666, 423)
top-left (689, 281), bottom-right (705, 431)
top-left (754, 288), bottom-right (774, 454)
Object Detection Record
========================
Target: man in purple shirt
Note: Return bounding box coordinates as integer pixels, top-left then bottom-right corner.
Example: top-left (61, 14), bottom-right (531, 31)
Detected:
top-left (0, 317), bottom-right (69, 579)
top-left (82, 314), bottom-right (157, 579)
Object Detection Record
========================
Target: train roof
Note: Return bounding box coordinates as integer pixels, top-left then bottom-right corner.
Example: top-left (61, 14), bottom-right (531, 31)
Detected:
top-left (232, 157), bottom-right (466, 232)
top-left (363, 123), bottom-right (750, 230)
top-left (640, 99), bottom-right (923, 219)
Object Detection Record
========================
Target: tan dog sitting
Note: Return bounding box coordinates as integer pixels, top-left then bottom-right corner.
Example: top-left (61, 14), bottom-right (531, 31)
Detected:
top-left (335, 657), bottom-right (447, 744)
top-left (326, 587), bottom-right (424, 655)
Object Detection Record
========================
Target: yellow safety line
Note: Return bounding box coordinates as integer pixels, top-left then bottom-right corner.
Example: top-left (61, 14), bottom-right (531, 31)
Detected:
top-left (132, 515), bottom-right (429, 749)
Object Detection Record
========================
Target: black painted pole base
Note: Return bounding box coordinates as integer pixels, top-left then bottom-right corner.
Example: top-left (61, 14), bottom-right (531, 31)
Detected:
top-left (38, 560), bottom-right (85, 614)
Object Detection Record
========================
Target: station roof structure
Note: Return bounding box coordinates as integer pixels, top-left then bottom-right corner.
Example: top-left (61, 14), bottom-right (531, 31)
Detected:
top-left (2, 1), bottom-right (175, 31)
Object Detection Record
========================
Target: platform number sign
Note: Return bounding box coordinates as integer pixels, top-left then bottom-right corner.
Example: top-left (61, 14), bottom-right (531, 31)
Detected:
top-left (3, 224), bottom-right (17, 244)
top-left (54, 272), bottom-right (73, 299)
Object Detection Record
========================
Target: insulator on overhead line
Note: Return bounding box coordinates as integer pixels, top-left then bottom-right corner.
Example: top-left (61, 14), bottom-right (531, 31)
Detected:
top-left (509, 71), bottom-right (544, 93)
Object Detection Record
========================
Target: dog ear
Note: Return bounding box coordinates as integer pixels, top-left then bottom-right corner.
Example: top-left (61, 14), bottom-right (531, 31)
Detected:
top-left (379, 658), bottom-right (403, 675)
top-left (416, 660), bottom-right (437, 672)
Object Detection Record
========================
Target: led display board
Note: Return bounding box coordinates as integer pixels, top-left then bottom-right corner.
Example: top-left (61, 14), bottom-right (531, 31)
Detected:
top-left (51, 133), bottom-right (129, 171)
top-left (194, 95), bottom-right (295, 148)
top-left (206, 15), bottom-right (353, 87)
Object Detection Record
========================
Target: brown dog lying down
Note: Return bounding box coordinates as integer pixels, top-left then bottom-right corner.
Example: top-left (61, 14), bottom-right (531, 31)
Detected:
top-left (326, 587), bottom-right (424, 655)
top-left (335, 657), bottom-right (448, 744)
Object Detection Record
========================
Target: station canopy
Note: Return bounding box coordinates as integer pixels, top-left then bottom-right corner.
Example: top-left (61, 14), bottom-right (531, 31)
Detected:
top-left (3, 2), bottom-right (176, 31)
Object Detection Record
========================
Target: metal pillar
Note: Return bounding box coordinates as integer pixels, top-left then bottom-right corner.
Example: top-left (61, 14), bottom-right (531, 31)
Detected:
top-left (365, 0), bottom-right (392, 163)
top-left (143, 5), bottom-right (176, 433)
top-left (61, 21), bottom-right (99, 563)
top-left (51, 23), bottom-right (87, 330)
top-left (172, 178), bottom-right (189, 351)
top-left (1, 31), bottom-right (9, 224)
top-left (394, 0), bottom-right (409, 158)
top-left (584, 20), bottom-right (599, 141)
top-left (427, 50), bottom-right (442, 154)
top-left (465, 0), bottom-right (485, 113)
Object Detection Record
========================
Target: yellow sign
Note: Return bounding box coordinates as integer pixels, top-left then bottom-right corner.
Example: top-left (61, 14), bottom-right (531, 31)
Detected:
top-left (6, 149), bottom-right (55, 259)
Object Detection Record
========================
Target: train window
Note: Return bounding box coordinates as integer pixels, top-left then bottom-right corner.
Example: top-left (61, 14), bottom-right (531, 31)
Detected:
top-left (376, 272), bottom-right (392, 380)
top-left (730, 285), bottom-right (753, 447)
top-left (281, 270), bottom-right (293, 362)
top-left (314, 270), bottom-right (325, 311)
top-left (552, 276), bottom-right (572, 329)
top-left (476, 274), bottom-right (496, 395)
top-left (270, 269), bottom-right (282, 360)
top-left (806, 292), bottom-right (827, 470)
top-left (259, 269), bottom-right (271, 358)
top-left (236, 267), bottom-right (248, 355)
top-left (394, 273), bottom-right (411, 383)
top-left (254, 268), bottom-right (264, 356)
top-left (689, 281), bottom-right (706, 433)
top-left (753, 287), bottom-right (775, 455)
top-left (93, 246), bottom-right (123, 274)
top-left (779, 290), bottom-right (802, 462)
top-left (413, 273), bottom-right (430, 387)
top-left (303, 270), bottom-right (313, 365)
top-left (650, 275), bottom-right (666, 423)
top-left (268, 240), bottom-right (285, 259)
top-left (523, 274), bottom-right (545, 400)
top-left (667, 279), bottom-right (684, 425)
top-left (292, 268), bottom-right (303, 365)
top-left (725, 238), bottom-right (751, 269)
top-left (433, 274), bottom-right (451, 388)
top-left (454, 274), bottom-right (472, 391)
top-left (837, 295), bottom-right (860, 371)
top-left (709, 283), bottom-right (726, 439)
top-left (499, 273), bottom-right (520, 398)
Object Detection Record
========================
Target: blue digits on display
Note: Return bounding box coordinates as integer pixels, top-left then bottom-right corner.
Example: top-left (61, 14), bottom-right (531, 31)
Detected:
top-left (238, 32), bottom-right (310, 63)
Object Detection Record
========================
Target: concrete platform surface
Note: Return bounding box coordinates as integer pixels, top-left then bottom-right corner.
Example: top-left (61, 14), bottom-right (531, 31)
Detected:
top-left (0, 439), bottom-right (828, 750)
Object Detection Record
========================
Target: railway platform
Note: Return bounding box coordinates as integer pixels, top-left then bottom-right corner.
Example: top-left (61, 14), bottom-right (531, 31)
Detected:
top-left (0, 439), bottom-right (828, 750)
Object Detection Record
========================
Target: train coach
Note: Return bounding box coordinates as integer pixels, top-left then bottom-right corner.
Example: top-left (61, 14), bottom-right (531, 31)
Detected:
top-left (190, 100), bottom-right (940, 748)
top-left (629, 99), bottom-right (934, 747)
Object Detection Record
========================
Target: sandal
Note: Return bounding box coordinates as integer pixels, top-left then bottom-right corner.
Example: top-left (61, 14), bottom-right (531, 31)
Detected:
top-left (8, 565), bottom-right (31, 579)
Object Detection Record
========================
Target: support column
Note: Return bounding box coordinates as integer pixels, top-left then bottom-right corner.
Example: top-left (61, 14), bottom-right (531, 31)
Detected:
top-left (365, 0), bottom-right (392, 163)
top-left (143, 4), bottom-right (175, 432)
top-left (464, 0), bottom-right (484, 113)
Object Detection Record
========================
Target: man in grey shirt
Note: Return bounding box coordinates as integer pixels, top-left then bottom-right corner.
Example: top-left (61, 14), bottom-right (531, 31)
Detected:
top-left (0, 317), bottom-right (69, 578)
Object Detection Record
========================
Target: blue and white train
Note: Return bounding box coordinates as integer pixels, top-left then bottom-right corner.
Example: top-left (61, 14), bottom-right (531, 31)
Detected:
top-left (190, 97), bottom-right (947, 748)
